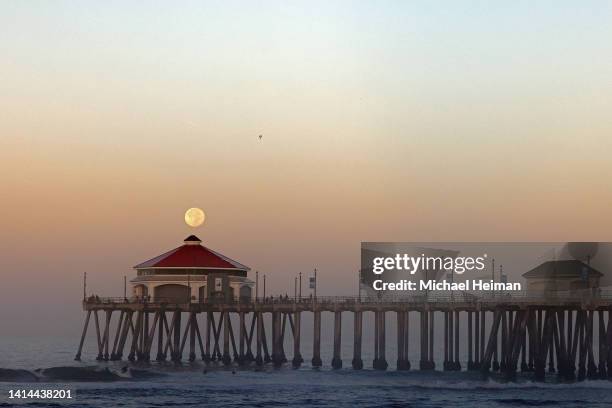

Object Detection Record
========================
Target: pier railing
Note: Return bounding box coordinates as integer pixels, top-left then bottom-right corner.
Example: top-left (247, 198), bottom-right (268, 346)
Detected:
top-left (84, 288), bottom-right (611, 307)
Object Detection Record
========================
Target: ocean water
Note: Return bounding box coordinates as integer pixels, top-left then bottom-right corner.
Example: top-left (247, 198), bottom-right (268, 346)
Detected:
top-left (2, 331), bottom-right (612, 407)
top-left (4, 367), bottom-right (612, 408)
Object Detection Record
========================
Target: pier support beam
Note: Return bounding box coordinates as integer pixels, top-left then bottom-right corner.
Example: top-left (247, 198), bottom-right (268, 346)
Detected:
top-left (481, 310), bottom-right (501, 374)
top-left (454, 310), bottom-right (461, 370)
top-left (480, 310), bottom-right (485, 368)
top-left (238, 312), bottom-right (245, 365)
top-left (138, 311), bottom-right (148, 361)
top-left (270, 312), bottom-right (287, 366)
top-left (156, 311), bottom-right (165, 361)
top-left (245, 312), bottom-right (255, 362)
top-left (261, 313), bottom-right (271, 364)
top-left (128, 311), bottom-right (143, 362)
top-left (332, 311), bottom-right (342, 369)
top-left (474, 309), bottom-right (480, 369)
top-left (222, 312), bottom-right (232, 365)
top-left (172, 311), bottom-right (182, 362)
top-left (419, 310), bottom-right (430, 370)
top-left (428, 311), bottom-right (435, 369)
top-left (188, 312), bottom-right (197, 362)
top-left (500, 311), bottom-right (507, 371)
top-left (493, 312), bottom-right (500, 373)
top-left (587, 311), bottom-right (598, 379)
top-left (94, 310), bottom-right (103, 361)
top-left (467, 311), bottom-right (473, 370)
top-left (271, 311), bottom-right (278, 366)
top-left (204, 312), bottom-right (212, 362)
top-left (535, 309), bottom-right (554, 381)
top-left (110, 311), bottom-right (124, 361)
top-left (117, 311), bottom-right (133, 361)
top-left (397, 311), bottom-right (410, 370)
top-left (597, 310), bottom-right (607, 378)
top-left (555, 310), bottom-right (567, 378)
top-left (102, 310), bottom-right (112, 361)
top-left (448, 311), bottom-right (453, 370)
top-left (444, 311), bottom-right (449, 370)
top-left (280, 313), bottom-right (288, 363)
top-left (255, 312), bottom-right (263, 366)
top-left (606, 309), bottom-right (612, 378)
top-left (352, 311), bottom-right (363, 369)
top-left (397, 310), bottom-right (410, 371)
top-left (292, 311), bottom-right (303, 368)
top-left (227, 312), bottom-right (239, 363)
top-left (142, 311), bottom-right (157, 362)
top-left (312, 311), bottom-right (322, 367)
top-left (404, 311), bottom-right (411, 370)
top-left (75, 310), bottom-right (92, 361)
top-left (373, 311), bottom-right (388, 370)
top-left (445, 310), bottom-right (460, 371)
top-left (520, 324), bottom-right (527, 372)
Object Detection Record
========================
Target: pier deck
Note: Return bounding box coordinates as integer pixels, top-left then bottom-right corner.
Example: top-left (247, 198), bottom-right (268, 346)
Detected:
top-left (83, 293), bottom-right (612, 312)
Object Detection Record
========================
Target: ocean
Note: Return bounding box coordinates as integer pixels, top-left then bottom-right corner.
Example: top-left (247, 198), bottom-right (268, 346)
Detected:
top-left (1, 335), bottom-right (612, 407)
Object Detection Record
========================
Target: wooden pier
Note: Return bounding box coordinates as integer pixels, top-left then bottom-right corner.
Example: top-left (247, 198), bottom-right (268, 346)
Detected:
top-left (76, 292), bottom-right (612, 381)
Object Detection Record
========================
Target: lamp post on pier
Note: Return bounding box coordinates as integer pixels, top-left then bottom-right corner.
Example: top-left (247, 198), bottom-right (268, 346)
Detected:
top-left (315, 268), bottom-right (317, 299)
top-left (255, 271), bottom-right (259, 302)
top-left (311, 268), bottom-right (317, 300)
top-left (358, 269), bottom-right (361, 301)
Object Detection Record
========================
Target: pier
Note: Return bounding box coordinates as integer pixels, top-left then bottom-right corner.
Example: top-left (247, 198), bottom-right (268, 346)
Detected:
top-left (76, 291), bottom-right (612, 381)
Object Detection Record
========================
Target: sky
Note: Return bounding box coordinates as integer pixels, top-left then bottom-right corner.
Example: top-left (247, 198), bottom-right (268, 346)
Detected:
top-left (1, 1), bottom-right (612, 335)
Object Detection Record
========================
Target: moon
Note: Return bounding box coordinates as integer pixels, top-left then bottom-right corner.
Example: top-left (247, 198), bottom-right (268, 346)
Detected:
top-left (184, 208), bottom-right (205, 227)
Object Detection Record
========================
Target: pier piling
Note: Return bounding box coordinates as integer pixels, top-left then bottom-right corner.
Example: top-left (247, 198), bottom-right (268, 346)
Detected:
top-left (76, 295), bottom-right (612, 382)
top-left (332, 311), bottom-right (342, 369)
top-left (312, 310), bottom-right (322, 367)
top-left (352, 311), bottom-right (363, 369)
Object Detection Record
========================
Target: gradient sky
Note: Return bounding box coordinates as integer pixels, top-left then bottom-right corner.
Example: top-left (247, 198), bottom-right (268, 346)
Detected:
top-left (1, 1), bottom-right (612, 335)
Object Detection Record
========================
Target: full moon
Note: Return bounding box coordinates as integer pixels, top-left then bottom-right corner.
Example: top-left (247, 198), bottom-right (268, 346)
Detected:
top-left (184, 208), bottom-right (205, 227)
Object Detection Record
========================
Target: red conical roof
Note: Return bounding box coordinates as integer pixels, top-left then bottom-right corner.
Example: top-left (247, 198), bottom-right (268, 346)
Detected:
top-left (134, 235), bottom-right (249, 271)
